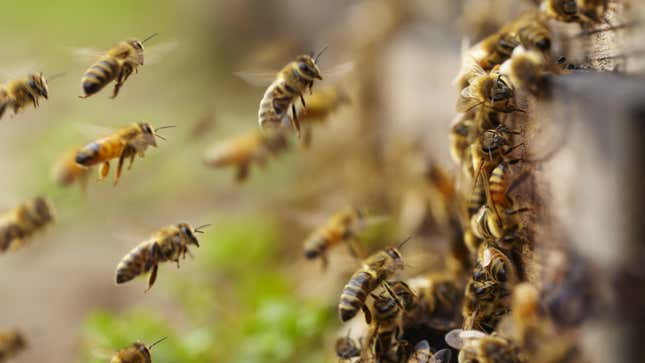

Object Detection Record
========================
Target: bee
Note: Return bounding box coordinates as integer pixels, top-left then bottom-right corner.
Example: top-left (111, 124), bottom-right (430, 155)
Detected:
top-left (52, 147), bottom-right (90, 191)
top-left (470, 129), bottom-right (524, 192)
top-left (449, 114), bottom-right (476, 165)
top-left (541, 0), bottom-right (582, 23)
top-left (407, 273), bottom-right (463, 331)
top-left (462, 279), bottom-right (508, 333)
top-left (75, 122), bottom-right (172, 186)
top-left (577, 0), bottom-right (609, 23)
top-left (258, 48), bottom-right (326, 133)
top-left (0, 197), bottom-right (54, 253)
top-left (115, 223), bottom-right (209, 291)
top-left (110, 337), bottom-right (166, 363)
top-left (338, 238), bottom-right (409, 323)
top-left (365, 281), bottom-right (415, 362)
top-left (445, 329), bottom-right (521, 363)
top-left (407, 341), bottom-right (452, 363)
top-left (456, 67), bottom-right (520, 115)
top-left (335, 330), bottom-right (362, 362)
top-left (303, 206), bottom-right (365, 269)
top-left (0, 72), bottom-right (49, 120)
top-left (79, 33), bottom-right (157, 99)
top-left (474, 243), bottom-right (519, 287)
top-left (298, 85), bottom-right (350, 147)
top-left (0, 330), bottom-right (26, 361)
top-left (203, 129), bottom-right (289, 182)
top-left (499, 47), bottom-right (561, 97)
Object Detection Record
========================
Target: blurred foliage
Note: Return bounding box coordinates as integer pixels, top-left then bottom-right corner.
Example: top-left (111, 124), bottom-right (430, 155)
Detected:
top-left (79, 215), bottom-right (334, 363)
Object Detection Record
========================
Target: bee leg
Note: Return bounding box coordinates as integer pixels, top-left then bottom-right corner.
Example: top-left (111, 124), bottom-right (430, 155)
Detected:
top-left (291, 104), bottom-right (301, 136)
top-left (128, 153), bottom-right (136, 170)
top-left (300, 93), bottom-right (306, 108)
top-left (361, 304), bottom-right (372, 324)
top-left (235, 164), bottom-right (250, 182)
top-left (320, 254), bottom-right (329, 271)
top-left (383, 281), bottom-right (405, 310)
top-left (99, 162), bottom-right (110, 180)
top-left (0, 103), bottom-right (7, 119)
top-left (145, 265), bottom-right (158, 293)
top-left (115, 145), bottom-right (132, 186)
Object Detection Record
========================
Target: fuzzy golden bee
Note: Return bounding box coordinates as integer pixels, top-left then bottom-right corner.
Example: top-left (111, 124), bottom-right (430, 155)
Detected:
top-left (258, 49), bottom-right (325, 133)
top-left (75, 122), bottom-right (172, 186)
top-left (0, 197), bottom-right (54, 254)
top-left (0, 72), bottom-right (49, 120)
top-left (449, 113), bottom-right (476, 165)
top-left (469, 129), bottom-right (524, 191)
top-left (338, 239), bottom-right (409, 323)
top-left (303, 206), bottom-right (365, 269)
top-left (457, 67), bottom-right (519, 115)
top-left (52, 147), bottom-right (90, 191)
top-left (110, 337), bottom-right (166, 363)
top-left (446, 329), bottom-right (521, 363)
top-left (541, 0), bottom-right (581, 23)
top-left (79, 33), bottom-right (157, 99)
top-left (115, 223), bottom-right (208, 291)
top-left (0, 330), bottom-right (26, 362)
top-left (203, 129), bottom-right (288, 182)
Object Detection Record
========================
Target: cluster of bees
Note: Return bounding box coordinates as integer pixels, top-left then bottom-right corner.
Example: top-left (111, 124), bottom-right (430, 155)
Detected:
top-left (0, 0), bottom-right (625, 362)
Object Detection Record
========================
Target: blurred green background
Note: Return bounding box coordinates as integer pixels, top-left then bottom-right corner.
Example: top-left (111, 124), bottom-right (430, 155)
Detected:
top-left (0, 0), bottom-right (477, 362)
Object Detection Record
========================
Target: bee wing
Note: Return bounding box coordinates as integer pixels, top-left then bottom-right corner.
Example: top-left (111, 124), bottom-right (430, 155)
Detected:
top-left (143, 40), bottom-right (179, 65)
top-left (233, 70), bottom-right (278, 88)
top-left (71, 47), bottom-right (105, 63)
top-left (320, 61), bottom-right (354, 83)
top-left (444, 329), bottom-right (487, 349)
top-left (455, 85), bottom-right (483, 113)
top-left (0, 61), bottom-right (42, 82)
top-left (430, 349), bottom-right (453, 363)
top-left (91, 347), bottom-right (115, 360)
top-left (72, 122), bottom-right (116, 140)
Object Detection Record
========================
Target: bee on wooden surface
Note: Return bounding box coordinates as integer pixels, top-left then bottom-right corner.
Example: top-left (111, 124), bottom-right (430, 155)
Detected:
top-left (110, 337), bottom-right (166, 363)
top-left (0, 197), bottom-right (54, 254)
top-left (79, 33), bottom-right (157, 99)
top-left (0, 72), bottom-right (49, 120)
top-left (257, 48), bottom-right (326, 133)
top-left (298, 85), bottom-right (350, 147)
top-left (407, 273), bottom-right (463, 331)
top-left (52, 147), bottom-right (90, 191)
top-left (500, 47), bottom-right (562, 97)
top-left (474, 243), bottom-right (519, 287)
top-left (470, 129), bottom-right (524, 192)
top-left (506, 9), bottom-right (552, 52)
top-left (338, 238), bottom-right (410, 323)
top-left (455, 33), bottom-right (519, 90)
top-left (577, 0), bottom-right (610, 23)
top-left (335, 330), bottom-right (362, 362)
top-left (462, 279), bottom-right (509, 333)
top-left (203, 128), bottom-right (289, 182)
top-left (303, 206), bottom-right (365, 269)
top-left (75, 122), bottom-right (172, 186)
top-left (115, 223), bottom-right (209, 291)
top-left (0, 330), bottom-right (26, 362)
top-left (541, 0), bottom-right (582, 23)
top-left (407, 341), bottom-right (452, 363)
top-left (457, 67), bottom-right (520, 115)
top-left (449, 114), bottom-right (476, 165)
top-left (445, 329), bottom-right (521, 363)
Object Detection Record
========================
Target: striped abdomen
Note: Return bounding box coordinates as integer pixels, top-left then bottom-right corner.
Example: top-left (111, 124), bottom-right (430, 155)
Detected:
top-left (489, 163), bottom-right (510, 208)
top-left (0, 223), bottom-right (23, 253)
top-left (338, 269), bottom-right (379, 322)
top-left (81, 56), bottom-right (120, 96)
top-left (75, 136), bottom-right (124, 166)
top-left (115, 241), bottom-right (156, 284)
top-left (258, 81), bottom-right (294, 129)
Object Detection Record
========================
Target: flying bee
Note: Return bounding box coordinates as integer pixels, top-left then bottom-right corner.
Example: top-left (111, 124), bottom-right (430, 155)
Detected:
top-left (75, 122), bottom-right (172, 186)
top-left (52, 147), bottom-right (90, 191)
top-left (115, 223), bottom-right (209, 291)
top-left (335, 330), bottom-right (362, 362)
top-left (203, 128), bottom-right (288, 182)
top-left (79, 33), bottom-right (158, 99)
top-left (338, 238), bottom-right (410, 323)
top-left (298, 85), bottom-right (350, 147)
top-left (0, 197), bottom-right (54, 253)
top-left (445, 329), bottom-right (521, 363)
top-left (407, 341), bottom-right (452, 363)
top-left (0, 330), bottom-right (26, 361)
top-left (0, 72), bottom-right (49, 120)
top-left (406, 273), bottom-right (463, 331)
top-left (456, 66), bottom-right (520, 115)
top-left (110, 337), bottom-right (166, 363)
top-left (303, 206), bottom-right (365, 269)
top-left (257, 47), bottom-right (326, 134)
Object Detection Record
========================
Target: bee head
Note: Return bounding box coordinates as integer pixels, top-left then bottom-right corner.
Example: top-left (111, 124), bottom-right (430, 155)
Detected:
top-left (133, 342), bottom-right (151, 360)
top-left (128, 39), bottom-right (145, 65)
top-left (138, 122), bottom-right (158, 147)
top-left (557, 0), bottom-right (578, 15)
top-left (296, 55), bottom-right (323, 80)
top-left (28, 72), bottom-right (48, 99)
top-left (31, 197), bottom-right (53, 225)
top-left (481, 130), bottom-right (509, 153)
top-left (490, 74), bottom-right (514, 102)
top-left (178, 222), bottom-right (200, 247)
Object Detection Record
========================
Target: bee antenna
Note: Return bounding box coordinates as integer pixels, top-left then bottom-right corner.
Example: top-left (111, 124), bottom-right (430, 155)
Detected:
top-left (154, 133), bottom-right (167, 141)
top-left (155, 125), bottom-right (176, 132)
top-left (142, 33), bottom-right (159, 44)
top-left (314, 45), bottom-right (329, 63)
top-left (48, 72), bottom-right (66, 81)
top-left (397, 236), bottom-right (413, 250)
top-left (194, 224), bottom-right (211, 233)
top-left (147, 337), bottom-right (167, 350)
